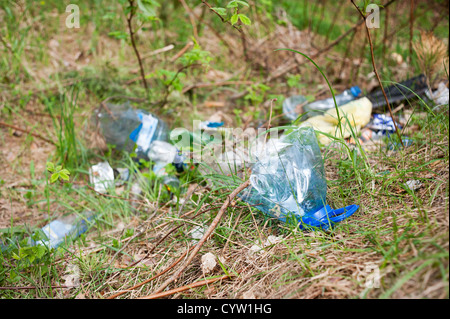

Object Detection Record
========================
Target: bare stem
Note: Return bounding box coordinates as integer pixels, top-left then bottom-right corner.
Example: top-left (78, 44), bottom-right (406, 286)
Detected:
top-left (351, 0), bottom-right (404, 148)
top-left (127, 0), bottom-right (149, 95)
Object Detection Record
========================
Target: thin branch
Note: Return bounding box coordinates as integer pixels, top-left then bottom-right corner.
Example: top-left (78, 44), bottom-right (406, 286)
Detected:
top-left (150, 180), bottom-right (251, 295)
top-left (201, 0), bottom-right (242, 33)
top-left (157, 63), bottom-right (202, 108)
top-left (106, 247), bottom-right (195, 299)
top-left (170, 41), bottom-right (194, 62)
top-left (137, 274), bottom-right (234, 299)
top-left (126, 0), bottom-right (149, 94)
top-left (0, 285), bottom-right (68, 290)
top-left (0, 121), bottom-right (56, 146)
top-left (350, 0), bottom-right (404, 148)
top-left (179, 0), bottom-right (199, 39)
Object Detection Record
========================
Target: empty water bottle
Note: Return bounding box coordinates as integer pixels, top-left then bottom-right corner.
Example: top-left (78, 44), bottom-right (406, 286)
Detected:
top-left (147, 140), bottom-right (186, 174)
top-left (94, 101), bottom-right (169, 159)
top-left (240, 126), bottom-right (358, 230)
top-left (32, 211), bottom-right (95, 249)
top-left (282, 95), bottom-right (309, 121)
top-left (303, 86), bottom-right (362, 119)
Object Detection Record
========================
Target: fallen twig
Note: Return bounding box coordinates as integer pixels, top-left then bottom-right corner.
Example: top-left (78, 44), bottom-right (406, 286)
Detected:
top-left (0, 285), bottom-right (68, 290)
top-left (106, 246), bottom-right (195, 299)
top-left (137, 274), bottom-right (233, 299)
top-left (182, 80), bottom-right (254, 94)
top-left (150, 180), bottom-right (251, 295)
top-left (0, 121), bottom-right (56, 146)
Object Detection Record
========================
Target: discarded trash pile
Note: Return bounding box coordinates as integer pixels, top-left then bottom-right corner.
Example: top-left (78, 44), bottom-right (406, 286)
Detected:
top-left (284, 74), bottom-right (448, 148)
top-left (14, 73), bottom-right (447, 251)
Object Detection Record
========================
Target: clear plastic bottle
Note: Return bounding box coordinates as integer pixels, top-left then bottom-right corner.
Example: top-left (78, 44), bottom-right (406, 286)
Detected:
top-left (282, 95), bottom-right (309, 121)
top-left (94, 102), bottom-right (169, 159)
top-left (147, 140), bottom-right (185, 174)
top-left (32, 211), bottom-right (95, 249)
top-left (303, 86), bottom-right (362, 119)
top-left (240, 126), bottom-right (327, 220)
top-left (239, 126), bottom-right (358, 230)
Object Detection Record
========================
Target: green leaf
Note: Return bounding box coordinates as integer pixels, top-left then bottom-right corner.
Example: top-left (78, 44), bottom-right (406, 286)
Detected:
top-left (112, 239), bottom-right (120, 249)
top-left (60, 169), bottom-right (70, 176)
top-left (108, 31), bottom-right (128, 40)
top-left (227, 1), bottom-right (238, 8)
top-left (212, 7), bottom-right (227, 16)
top-left (238, 13), bottom-right (251, 25)
top-left (34, 245), bottom-right (47, 259)
top-left (59, 171), bottom-right (70, 181)
top-left (55, 165), bottom-right (62, 172)
top-left (236, 0), bottom-right (249, 7)
top-left (137, 0), bottom-right (159, 17)
top-left (230, 13), bottom-right (238, 25)
top-left (46, 162), bottom-right (55, 172)
top-left (50, 173), bottom-right (59, 183)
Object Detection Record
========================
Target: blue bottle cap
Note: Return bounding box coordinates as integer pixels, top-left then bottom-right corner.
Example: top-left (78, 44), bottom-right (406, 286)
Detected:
top-left (350, 86), bottom-right (362, 97)
top-left (298, 204), bottom-right (359, 230)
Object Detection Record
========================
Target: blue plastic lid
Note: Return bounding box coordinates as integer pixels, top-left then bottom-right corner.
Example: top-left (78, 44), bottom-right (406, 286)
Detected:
top-left (206, 121), bottom-right (224, 128)
top-left (350, 86), bottom-right (362, 97)
top-left (298, 204), bottom-right (359, 230)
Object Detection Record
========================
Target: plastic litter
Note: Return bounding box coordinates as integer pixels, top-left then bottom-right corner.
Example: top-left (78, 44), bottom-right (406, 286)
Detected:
top-left (284, 75), bottom-right (428, 122)
top-left (282, 95), bottom-right (309, 121)
top-left (299, 97), bottom-right (373, 145)
top-left (283, 87), bottom-right (361, 121)
top-left (114, 168), bottom-right (130, 186)
top-left (387, 137), bottom-right (413, 150)
top-left (405, 180), bottom-right (422, 191)
top-left (31, 211), bottom-right (95, 249)
top-left (348, 127), bottom-right (384, 145)
top-left (367, 74), bottom-right (428, 109)
top-left (240, 126), bottom-right (358, 230)
top-left (198, 121), bottom-right (225, 131)
top-left (89, 162), bottom-right (114, 193)
top-left (303, 86), bottom-right (362, 118)
top-left (94, 101), bottom-right (169, 159)
top-left (162, 175), bottom-right (180, 193)
top-left (426, 82), bottom-right (449, 108)
top-left (367, 114), bottom-right (402, 135)
top-left (147, 140), bottom-right (185, 175)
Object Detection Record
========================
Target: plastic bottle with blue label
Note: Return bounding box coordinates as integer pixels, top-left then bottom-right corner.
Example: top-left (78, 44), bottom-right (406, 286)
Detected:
top-left (94, 101), bottom-right (169, 160)
top-left (303, 86), bottom-right (362, 118)
top-left (283, 87), bottom-right (362, 121)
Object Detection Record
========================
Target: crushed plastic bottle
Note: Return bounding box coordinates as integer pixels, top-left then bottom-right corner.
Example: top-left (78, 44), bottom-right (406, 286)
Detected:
top-left (94, 101), bottom-right (169, 159)
top-left (303, 86), bottom-right (362, 119)
top-left (282, 95), bottom-right (308, 121)
top-left (240, 126), bottom-right (358, 230)
top-left (32, 211), bottom-right (95, 249)
top-left (147, 140), bottom-right (186, 175)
